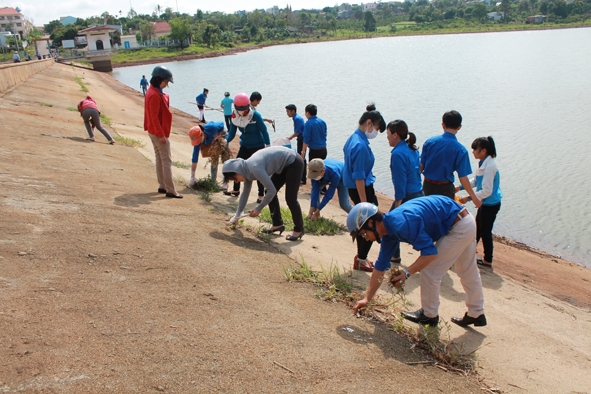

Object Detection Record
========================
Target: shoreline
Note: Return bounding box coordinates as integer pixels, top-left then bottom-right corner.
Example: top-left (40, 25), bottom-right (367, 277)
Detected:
top-left (111, 25), bottom-right (591, 68)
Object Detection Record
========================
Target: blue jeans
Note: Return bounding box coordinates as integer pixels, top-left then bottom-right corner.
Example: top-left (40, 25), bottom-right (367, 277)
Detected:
top-left (312, 180), bottom-right (353, 213)
top-left (390, 190), bottom-right (425, 260)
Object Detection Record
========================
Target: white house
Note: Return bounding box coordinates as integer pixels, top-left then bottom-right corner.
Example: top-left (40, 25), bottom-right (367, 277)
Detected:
top-left (363, 2), bottom-right (378, 12)
top-left (120, 34), bottom-right (138, 49)
top-left (78, 25), bottom-right (117, 71)
top-left (487, 11), bottom-right (505, 21)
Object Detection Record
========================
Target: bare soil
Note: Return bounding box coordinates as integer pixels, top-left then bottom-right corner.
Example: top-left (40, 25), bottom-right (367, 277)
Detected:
top-left (1, 64), bottom-right (590, 393)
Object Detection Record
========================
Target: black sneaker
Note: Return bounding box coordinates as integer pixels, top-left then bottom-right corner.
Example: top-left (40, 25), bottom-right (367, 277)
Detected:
top-left (401, 308), bottom-right (439, 327)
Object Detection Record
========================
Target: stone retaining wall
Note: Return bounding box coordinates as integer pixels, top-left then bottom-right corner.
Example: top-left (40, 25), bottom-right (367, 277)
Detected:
top-left (0, 59), bottom-right (55, 93)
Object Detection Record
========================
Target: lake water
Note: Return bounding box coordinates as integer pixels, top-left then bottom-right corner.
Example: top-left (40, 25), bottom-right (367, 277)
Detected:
top-left (113, 28), bottom-right (591, 267)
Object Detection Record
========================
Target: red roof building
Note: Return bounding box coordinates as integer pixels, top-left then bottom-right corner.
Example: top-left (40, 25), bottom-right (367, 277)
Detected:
top-left (0, 7), bottom-right (34, 37)
top-left (152, 21), bottom-right (171, 38)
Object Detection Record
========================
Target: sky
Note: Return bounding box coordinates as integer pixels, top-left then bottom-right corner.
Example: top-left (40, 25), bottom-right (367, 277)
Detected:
top-left (10, 0), bottom-right (333, 26)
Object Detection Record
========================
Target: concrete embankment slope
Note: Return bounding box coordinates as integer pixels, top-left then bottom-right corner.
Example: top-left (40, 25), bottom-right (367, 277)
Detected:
top-left (0, 58), bottom-right (54, 93)
top-left (0, 64), bottom-right (590, 393)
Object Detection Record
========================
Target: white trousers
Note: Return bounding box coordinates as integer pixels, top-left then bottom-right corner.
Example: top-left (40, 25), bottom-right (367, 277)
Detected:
top-left (420, 213), bottom-right (485, 318)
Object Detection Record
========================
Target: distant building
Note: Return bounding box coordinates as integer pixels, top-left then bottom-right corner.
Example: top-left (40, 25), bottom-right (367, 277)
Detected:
top-left (525, 15), bottom-right (546, 24)
top-left (60, 16), bottom-right (77, 25)
top-left (339, 3), bottom-right (352, 11)
top-left (0, 7), bottom-right (34, 37)
top-left (152, 21), bottom-right (171, 39)
top-left (265, 6), bottom-right (280, 16)
top-left (78, 25), bottom-right (117, 72)
top-left (120, 34), bottom-right (139, 49)
top-left (363, 3), bottom-right (378, 13)
top-left (487, 11), bottom-right (504, 21)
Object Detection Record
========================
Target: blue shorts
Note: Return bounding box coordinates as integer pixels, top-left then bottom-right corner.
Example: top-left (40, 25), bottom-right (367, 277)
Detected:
top-left (192, 145), bottom-right (201, 163)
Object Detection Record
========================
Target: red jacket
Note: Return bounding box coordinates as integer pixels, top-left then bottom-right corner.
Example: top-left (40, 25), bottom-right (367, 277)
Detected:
top-left (77, 96), bottom-right (99, 113)
top-left (144, 85), bottom-right (172, 138)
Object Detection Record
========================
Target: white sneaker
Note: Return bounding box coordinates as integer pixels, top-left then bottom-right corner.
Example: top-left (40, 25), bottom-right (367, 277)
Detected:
top-left (221, 182), bottom-right (228, 191)
top-left (189, 178), bottom-right (197, 187)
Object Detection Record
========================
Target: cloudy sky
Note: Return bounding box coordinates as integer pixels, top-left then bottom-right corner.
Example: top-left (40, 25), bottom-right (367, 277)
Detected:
top-left (12, 0), bottom-right (330, 26)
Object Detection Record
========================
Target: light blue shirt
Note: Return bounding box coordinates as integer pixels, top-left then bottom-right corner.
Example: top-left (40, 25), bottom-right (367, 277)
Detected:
top-left (221, 97), bottom-right (234, 116)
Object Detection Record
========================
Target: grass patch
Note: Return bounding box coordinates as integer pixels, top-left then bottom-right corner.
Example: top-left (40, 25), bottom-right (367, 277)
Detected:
top-left (41, 103), bottom-right (53, 107)
top-left (172, 161), bottom-right (190, 169)
top-left (74, 76), bottom-right (89, 92)
top-left (258, 207), bottom-right (346, 236)
top-left (113, 135), bottom-right (145, 148)
top-left (99, 113), bottom-right (112, 126)
top-left (189, 176), bottom-right (221, 193)
top-left (66, 106), bottom-right (77, 111)
top-left (282, 257), bottom-right (360, 303)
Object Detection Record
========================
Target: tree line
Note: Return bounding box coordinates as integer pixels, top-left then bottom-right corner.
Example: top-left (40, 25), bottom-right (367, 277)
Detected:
top-left (43, 0), bottom-right (591, 49)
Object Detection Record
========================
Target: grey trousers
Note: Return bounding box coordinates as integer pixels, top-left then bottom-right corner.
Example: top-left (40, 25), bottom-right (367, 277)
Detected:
top-left (81, 108), bottom-right (113, 141)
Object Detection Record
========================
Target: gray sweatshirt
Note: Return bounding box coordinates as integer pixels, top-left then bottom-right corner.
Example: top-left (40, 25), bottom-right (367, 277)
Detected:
top-left (222, 146), bottom-right (297, 217)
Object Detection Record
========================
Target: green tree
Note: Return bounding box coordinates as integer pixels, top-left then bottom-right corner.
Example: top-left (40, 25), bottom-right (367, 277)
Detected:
top-left (139, 21), bottom-right (155, 41)
top-left (363, 11), bottom-right (376, 31)
top-left (202, 25), bottom-right (221, 47)
top-left (169, 17), bottom-right (192, 48)
top-left (43, 20), bottom-right (63, 36)
top-left (472, 3), bottom-right (488, 20)
top-left (195, 9), bottom-right (204, 22)
top-left (500, 0), bottom-right (511, 20)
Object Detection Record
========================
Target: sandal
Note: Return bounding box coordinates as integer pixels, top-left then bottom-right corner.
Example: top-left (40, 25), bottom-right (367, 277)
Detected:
top-left (353, 255), bottom-right (374, 272)
top-left (476, 258), bottom-right (492, 267)
top-left (391, 257), bottom-right (402, 264)
top-left (223, 190), bottom-right (240, 197)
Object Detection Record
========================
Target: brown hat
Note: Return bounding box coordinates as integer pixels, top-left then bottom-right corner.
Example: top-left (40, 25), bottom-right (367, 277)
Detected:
top-left (307, 159), bottom-right (325, 179)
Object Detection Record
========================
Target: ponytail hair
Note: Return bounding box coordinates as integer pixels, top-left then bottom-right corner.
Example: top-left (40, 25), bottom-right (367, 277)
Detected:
top-left (471, 136), bottom-right (497, 158)
top-left (358, 103), bottom-right (385, 132)
top-left (387, 120), bottom-right (418, 150)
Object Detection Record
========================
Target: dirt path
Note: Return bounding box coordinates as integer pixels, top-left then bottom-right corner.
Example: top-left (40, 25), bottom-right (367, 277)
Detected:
top-left (0, 64), bottom-right (590, 393)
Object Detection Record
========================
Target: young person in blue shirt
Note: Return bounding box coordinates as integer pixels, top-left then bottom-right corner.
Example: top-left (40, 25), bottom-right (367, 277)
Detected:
top-left (343, 104), bottom-right (385, 272)
top-left (140, 75), bottom-right (148, 96)
top-left (188, 122), bottom-right (226, 187)
top-left (286, 104), bottom-right (307, 184)
top-left (225, 93), bottom-right (270, 201)
top-left (456, 136), bottom-right (502, 268)
top-left (386, 120), bottom-right (424, 265)
top-left (301, 104), bottom-right (327, 163)
top-left (349, 197), bottom-right (486, 328)
top-left (420, 110), bottom-right (480, 207)
top-left (306, 159), bottom-right (353, 221)
top-left (195, 88), bottom-right (209, 122)
top-left (220, 92), bottom-right (233, 131)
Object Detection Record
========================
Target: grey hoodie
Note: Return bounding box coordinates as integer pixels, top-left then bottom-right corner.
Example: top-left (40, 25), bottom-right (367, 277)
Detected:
top-left (222, 147), bottom-right (297, 217)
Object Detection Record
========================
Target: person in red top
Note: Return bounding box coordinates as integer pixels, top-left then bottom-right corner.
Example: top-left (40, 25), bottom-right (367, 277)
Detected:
top-left (144, 65), bottom-right (182, 198)
top-left (77, 96), bottom-right (115, 144)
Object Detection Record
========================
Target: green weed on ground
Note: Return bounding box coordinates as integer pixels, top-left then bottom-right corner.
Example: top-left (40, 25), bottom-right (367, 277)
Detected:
top-left (113, 135), bottom-right (145, 148)
top-left (190, 176), bottom-right (221, 193)
top-left (282, 257), bottom-right (361, 303)
top-left (258, 207), bottom-right (346, 235)
top-left (172, 161), bottom-right (190, 169)
top-left (66, 106), bottom-right (77, 111)
top-left (41, 103), bottom-right (53, 107)
top-left (74, 76), bottom-right (89, 92)
top-left (99, 113), bottom-right (112, 126)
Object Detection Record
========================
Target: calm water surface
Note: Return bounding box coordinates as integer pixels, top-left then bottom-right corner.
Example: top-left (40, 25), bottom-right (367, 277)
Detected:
top-left (113, 28), bottom-right (591, 267)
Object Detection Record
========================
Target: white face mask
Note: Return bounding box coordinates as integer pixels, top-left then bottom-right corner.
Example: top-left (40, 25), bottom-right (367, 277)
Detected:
top-left (312, 174), bottom-right (323, 181)
top-left (365, 129), bottom-right (379, 139)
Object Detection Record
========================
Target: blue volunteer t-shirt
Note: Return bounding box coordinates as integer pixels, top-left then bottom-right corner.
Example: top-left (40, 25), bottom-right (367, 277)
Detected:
top-left (342, 129), bottom-right (375, 189)
top-left (303, 116), bottom-right (327, 149)
top-left (391, 141), bottom-right (423, 201)
top-left (293, 113), bottom-right (305, 140)
top-left (310, 159), bottom-right (345, 210)
top-left (420, 132), bottom-right (472, 183)
top-left (374, 196), bottom-right (464, 271)
top-left (196, 93), bottom-right (207, 105)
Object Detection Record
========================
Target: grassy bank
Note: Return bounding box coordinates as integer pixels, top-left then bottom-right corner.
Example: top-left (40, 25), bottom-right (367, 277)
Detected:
top-left (112, 22), bottom-right (590, 67)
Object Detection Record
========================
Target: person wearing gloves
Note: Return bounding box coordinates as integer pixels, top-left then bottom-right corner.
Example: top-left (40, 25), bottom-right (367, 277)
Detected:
top-left (349, 197), bottom-right (486, 329)
top-left (225, 92), bottom-right (271, 202)
top-left (144, 65), bottom-right (182, 198)
top-left (456, 136), bottom-right (502, 268)
top-left (188, 121), bottom-right (226, 186)
top-left (307, 158), bottom-right (353, 221)
top-left (222, 147), bottom-right (305, 241)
